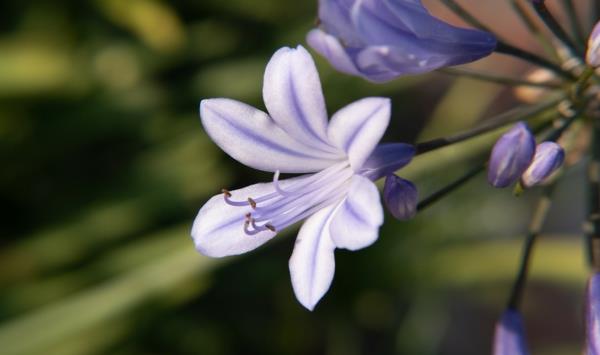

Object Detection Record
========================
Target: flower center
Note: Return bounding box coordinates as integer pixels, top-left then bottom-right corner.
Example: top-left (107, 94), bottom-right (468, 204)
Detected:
top-left (223, 161), bottom-right (354, 235)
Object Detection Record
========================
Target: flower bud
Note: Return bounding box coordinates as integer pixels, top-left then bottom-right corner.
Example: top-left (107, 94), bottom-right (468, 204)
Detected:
top-left (520, 142), bottom-right (564, 188)
top-left (586, 272), bottom-right (600, 354)
top-left (587, 20), bottom-right (600, 67)
top-left (492, 309), bottom-right (530, 355)
top-left (488, 122), bottom-right (536, 188)
top-left (383, 175), bottom-right (417, 220)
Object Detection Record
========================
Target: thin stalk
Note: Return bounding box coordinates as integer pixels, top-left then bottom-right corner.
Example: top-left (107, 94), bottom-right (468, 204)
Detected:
top-left (532, 0), bottom-right (584, 59)
top-left (510, 0), bottom-right (557, 58)
top-left (440, 0), bottom-right (574, 80)
top-left (438, 68), bottom-right (563, 88)
top-left (495, 42), bottom-right (576, 81)
top-left (415, 96), bottom-right (563, 155)
top-left (416, 164), bottom-right (484, 212)
top-left (506, 186), bottom-right (554, 310)
top-left (561, 0), bottom-right (586, 47)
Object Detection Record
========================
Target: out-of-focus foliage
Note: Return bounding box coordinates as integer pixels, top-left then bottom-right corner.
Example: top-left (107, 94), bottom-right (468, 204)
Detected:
top-left (0, 1), bottom-right (588, 354)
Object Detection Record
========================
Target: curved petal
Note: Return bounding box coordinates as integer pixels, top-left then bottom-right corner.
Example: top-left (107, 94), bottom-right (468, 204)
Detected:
top-left (192, 179), bottom-right (304, 257)
top-left (359, 143), bottom-right (415, 181)
top-left (200, 98), bottom-right (342, 173)
top-left (329, 175), bottom-right (383, 250)
top-left (289, 203), bottom-right (338, 310)
top-left (307, 29), bottom-right (361, 77)
top-left (263, 46), bottom-right (339, 154)
top-left (318, 0), bottom-right (362, 46)
top-left (328, 97), bottom-right (391, 170)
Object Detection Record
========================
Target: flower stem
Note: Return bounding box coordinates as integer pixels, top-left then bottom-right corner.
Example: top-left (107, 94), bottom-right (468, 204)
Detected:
top-left (438, 68), bottom-right (563, 88)
top-left (509, 0), bottom-right (558, 59)
top-left (506, 186), bottom-right (554, 310)
top-left (440, 0), bottom-right (574, 80)
top-left (494, 42), bottom-right (576, 81)
top-left (532, 0), bottom-right (584, 60)
top-left (415, 96), bottom-right (563, 155)
top-left (561, 0), bottom-right (585, 47)
top-left (416, 164), bottom-right (484, 212)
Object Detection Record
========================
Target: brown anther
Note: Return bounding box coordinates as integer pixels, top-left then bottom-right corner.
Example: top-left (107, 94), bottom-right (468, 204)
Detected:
top-left (247, 197), bottom-right (257, 209)
top-left (265, 223), bottom-right (277, 232)
top-left (245, 213), bottom-right (252, 220)
top-left (221, 188), bottom-right (232, 198)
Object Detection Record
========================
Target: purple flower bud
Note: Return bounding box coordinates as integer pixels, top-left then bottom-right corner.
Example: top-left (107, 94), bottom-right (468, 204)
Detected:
top-left (520, 142), bottom-right (564, 188)
top-left (587, 20), bottom-right (600, 67)
top-left (586, 272), bottom-right (600, 354)
top-left (307, 0), bottom-right (497, 82)
top-left (487, 122), bottom-right (536, 188)
top-left (383, 174), bottom-right (417, 220)
top-left (492, 309), bottom-right (530, 355)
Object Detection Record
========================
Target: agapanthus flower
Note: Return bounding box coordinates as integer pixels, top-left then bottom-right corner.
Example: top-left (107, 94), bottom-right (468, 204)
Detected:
top-left (492, 309), bottom-right (530, 355)
top-left (488, 122), bottom-right (536, 188)
top-left (587, 20), bottom-right (600, 68)
top-left (587, 272), bottom-right (600, 354)
top-left (192, 46), bottom-right (415, 310)
top-left (520, 142), bottom-right (564, 188)
top-left (307, 0), bottom-right (497, 82)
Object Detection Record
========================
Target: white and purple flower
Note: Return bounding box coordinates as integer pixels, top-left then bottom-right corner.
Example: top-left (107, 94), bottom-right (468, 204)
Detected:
top-left (192, 46), bottom-right (415, 310)
top-left (307, 0), bottom-right (497, 82)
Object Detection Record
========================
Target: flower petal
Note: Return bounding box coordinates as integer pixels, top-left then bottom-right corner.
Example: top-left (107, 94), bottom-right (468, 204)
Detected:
top-left (307, 29), bottom-right (361, 77)
top-left (328, 97), bottom-right (391, 170)
top-left (359, 143), bottom-right (415, 181)
top-left (192, 181), bottom-right (289, 257)
top-left (329, 175), bottom-right (383, 250)
top-left (289, 203), bottom-right (338, 310)
top-left (318, 0), bottom-right (362, 46)
top-left (263, 46), bottom-right (339, 154)
top-left (200, 98), bottom-right (341, 173)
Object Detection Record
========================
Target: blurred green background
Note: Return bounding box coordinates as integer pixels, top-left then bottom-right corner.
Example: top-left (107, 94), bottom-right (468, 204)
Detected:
top-left (0, 1), bottom-right (591, 354)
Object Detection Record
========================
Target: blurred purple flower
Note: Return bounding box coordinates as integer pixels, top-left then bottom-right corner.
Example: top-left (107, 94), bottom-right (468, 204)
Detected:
top-left (587, 272), bottom-right (600, 354)
top-left (193, 46), bottom-right (415, 310)
top-left (383, 174), bottom-right (417, 220)
top-left (521, 142), bottom-right (564, 188)
top-left (488, 122), bottom-right (536, 188)
top-left (307, 0), bottom-right (497, 82)
top-left (493, 309), bottom-right (530, 355)
top-left (587, 20), bottom-right (600, 67)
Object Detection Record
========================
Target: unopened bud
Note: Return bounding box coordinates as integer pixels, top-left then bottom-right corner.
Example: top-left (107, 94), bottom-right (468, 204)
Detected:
top-left (383, 175), bottom-right (417, 220)
top-left (586, 272), bottom-right (600, 354)
top-left (488, 122), bottom-right (536, 188)
top-left (492, 309), bottom-right (530, 355)
top-left (587, 20), bottom-right (600, 67)
top-left (521, 142), bottom-right (564, 188)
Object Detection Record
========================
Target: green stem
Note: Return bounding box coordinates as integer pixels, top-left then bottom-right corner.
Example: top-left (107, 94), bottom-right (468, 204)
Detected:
top-left (507, 187), bottom-right (554, 310)
top-left (561, 0), bottom-right (586, 48)
top-left (495, 42), bottom-right (576, 81)
top-left (509, 0), bottom-right (558, 58)
top-left (532, 0), bottom-right (584, 60)
top-left (416, 164), bottom-right (484, 212)
top-left (438, 68), bottom-right (563, 88)
top-left (415, 96), bottom-right (563, 155)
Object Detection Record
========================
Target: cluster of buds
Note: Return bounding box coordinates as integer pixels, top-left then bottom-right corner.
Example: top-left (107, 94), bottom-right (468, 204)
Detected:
top-left (487, 122), bottom-right (565, 189)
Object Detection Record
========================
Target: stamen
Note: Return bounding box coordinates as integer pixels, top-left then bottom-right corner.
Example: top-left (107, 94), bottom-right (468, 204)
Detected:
top-left (221, 188), bottom-right (232, 197)
top-left (223, 189), bottom-right (249, 207)
top-left (248, 197), bottom-right (257, 209)
top-left (265, 223), bottom-right (277, 232)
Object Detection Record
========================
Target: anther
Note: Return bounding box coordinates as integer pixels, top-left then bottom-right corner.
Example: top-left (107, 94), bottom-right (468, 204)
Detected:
top-left (265, 223), bottom-right (277, 232)
top-left (248, 197), bottom-right (257, 209)
top-left (221, 188), bottom-right (232, 198)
